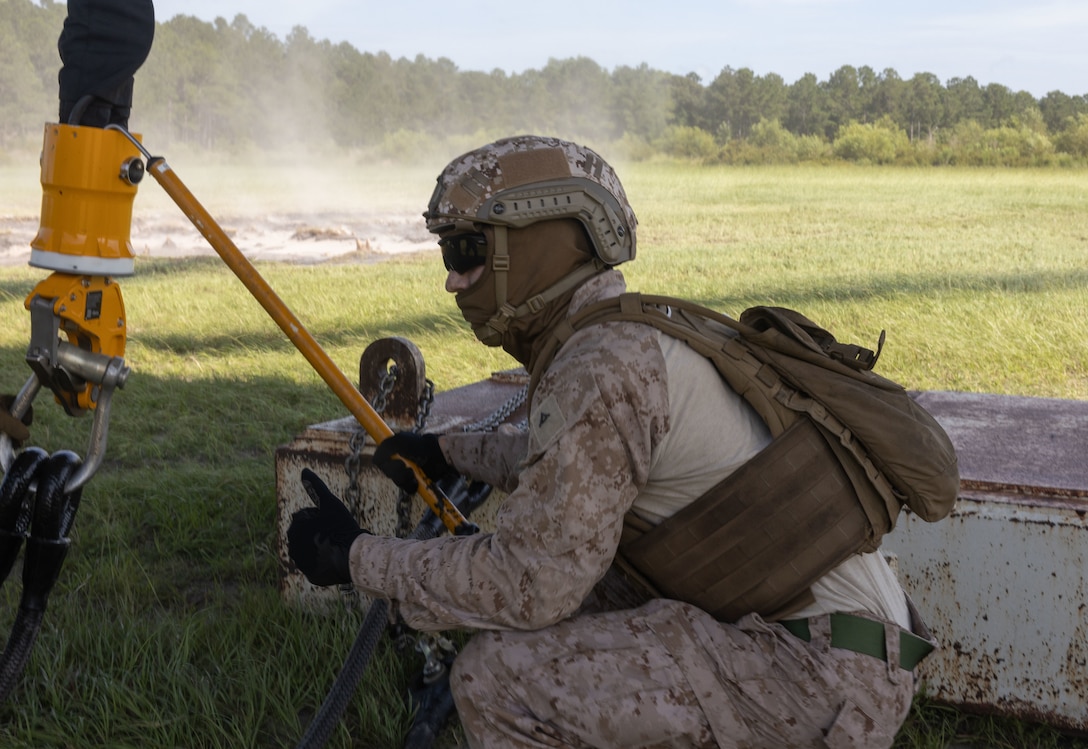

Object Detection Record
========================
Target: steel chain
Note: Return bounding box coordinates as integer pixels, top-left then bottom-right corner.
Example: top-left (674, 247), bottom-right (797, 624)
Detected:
top-left (344, 363), bottom-right (399, 515)
top-left (338, 364), bottom-right (399, 606)
top-left (371, 364), bottom-right (399, 415)
top-left (459, 384), bottom-right (529, 433)
top-left (396, 379), bottom-right (435, 539)
top-left (342, 431), bottom-right (367, 524)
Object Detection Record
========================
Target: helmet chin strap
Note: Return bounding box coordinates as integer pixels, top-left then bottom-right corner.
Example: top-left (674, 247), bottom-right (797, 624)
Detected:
top-left (473, 225), bottom-right (605, 346)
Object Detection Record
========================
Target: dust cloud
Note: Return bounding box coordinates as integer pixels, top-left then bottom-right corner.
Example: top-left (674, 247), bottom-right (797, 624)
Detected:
top-left (0, 154), bottom-right (440, 267)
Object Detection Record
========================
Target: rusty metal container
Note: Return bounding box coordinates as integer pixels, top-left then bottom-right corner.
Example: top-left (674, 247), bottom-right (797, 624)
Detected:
top-left (275, 341), bottom-right (1088, 731)
top-left (883, 391), bottom-right (1088, 733)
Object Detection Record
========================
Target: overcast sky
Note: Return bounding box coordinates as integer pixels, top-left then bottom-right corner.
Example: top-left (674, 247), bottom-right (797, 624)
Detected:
top-left (148, 0), bottom-right (1087, 98)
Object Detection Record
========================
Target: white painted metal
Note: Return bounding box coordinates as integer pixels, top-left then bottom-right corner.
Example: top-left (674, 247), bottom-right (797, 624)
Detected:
top-left (884, 493), bottom-right (1088, 731)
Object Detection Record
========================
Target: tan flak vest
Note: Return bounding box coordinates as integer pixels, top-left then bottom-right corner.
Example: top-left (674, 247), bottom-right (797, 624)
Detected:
top-left (534, 293), bottom-right (959, 623)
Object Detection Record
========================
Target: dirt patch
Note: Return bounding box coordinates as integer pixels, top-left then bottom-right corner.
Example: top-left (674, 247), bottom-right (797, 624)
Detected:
top-left (0, 210), bottom-right (435, 268)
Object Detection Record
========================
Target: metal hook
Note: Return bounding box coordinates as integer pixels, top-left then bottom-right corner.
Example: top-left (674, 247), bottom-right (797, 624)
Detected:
top-left (0, 368), bottom-right (121, 494)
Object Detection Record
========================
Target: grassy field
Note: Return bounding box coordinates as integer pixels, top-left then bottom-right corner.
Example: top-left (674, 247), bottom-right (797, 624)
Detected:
top-left (0, 160), bottom-right (1086, 748)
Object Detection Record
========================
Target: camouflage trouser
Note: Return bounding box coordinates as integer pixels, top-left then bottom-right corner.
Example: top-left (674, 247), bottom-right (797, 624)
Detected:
top-left (450, 599), bottom-right (915, 748)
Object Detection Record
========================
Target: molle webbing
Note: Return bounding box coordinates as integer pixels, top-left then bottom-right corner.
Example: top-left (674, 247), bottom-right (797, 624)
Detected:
top-left (620, 418), bottom-right (875, 622)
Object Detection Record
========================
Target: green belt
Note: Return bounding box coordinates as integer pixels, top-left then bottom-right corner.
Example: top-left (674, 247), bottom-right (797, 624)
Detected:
top-left (780, 613), bottom-right (934, 671)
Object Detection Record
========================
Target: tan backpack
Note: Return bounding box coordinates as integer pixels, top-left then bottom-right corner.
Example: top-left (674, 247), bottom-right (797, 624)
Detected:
top-left (540, 293), bottom-right (960, 621)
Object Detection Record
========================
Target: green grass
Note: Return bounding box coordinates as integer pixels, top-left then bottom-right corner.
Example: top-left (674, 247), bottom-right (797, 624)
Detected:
top-left (1, 162), bottom-right (1087, 747)
top-left (621, 163), bottom-right (1088, 399)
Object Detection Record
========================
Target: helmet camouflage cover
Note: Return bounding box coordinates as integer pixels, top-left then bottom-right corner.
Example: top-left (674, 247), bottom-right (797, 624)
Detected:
top-left (425, 135), bottom-right (637, 265)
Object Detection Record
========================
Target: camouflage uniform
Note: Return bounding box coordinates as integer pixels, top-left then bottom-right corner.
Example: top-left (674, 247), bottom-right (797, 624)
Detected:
top-left (349, 270), bottom-right (918, 748)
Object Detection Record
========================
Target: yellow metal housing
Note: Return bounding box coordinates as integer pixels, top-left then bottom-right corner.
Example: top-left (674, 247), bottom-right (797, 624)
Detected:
top-left (31, 123), bottom-right (142, 276)
top-left (25, 272), bottom-right (127, 412)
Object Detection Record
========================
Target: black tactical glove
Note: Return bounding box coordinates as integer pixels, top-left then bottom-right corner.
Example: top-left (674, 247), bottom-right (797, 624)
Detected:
top-left (0, 395), bottom-right (33, 449)
top-left (287, 468), bottom-right (368, 587)
top-left (372, 432), bottom-right (457, 495)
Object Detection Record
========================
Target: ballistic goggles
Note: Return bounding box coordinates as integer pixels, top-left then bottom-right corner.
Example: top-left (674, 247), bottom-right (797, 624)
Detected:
top-left (439, 232), bottom-right (488, 274)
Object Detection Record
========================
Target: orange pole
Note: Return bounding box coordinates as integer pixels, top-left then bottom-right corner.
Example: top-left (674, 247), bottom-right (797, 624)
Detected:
top-left (145, 155), bottom-right (472, 535)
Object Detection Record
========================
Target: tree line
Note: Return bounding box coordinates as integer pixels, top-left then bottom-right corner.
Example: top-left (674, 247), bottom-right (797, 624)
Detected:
top-left (2, 0), bottom-right (1087, 166)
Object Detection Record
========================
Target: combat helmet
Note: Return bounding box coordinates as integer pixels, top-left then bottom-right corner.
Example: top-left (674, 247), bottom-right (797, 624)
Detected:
top-left (425, 135), bottom-right (637, 351)
top-left (425, 135), bottom-right (637, 265)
